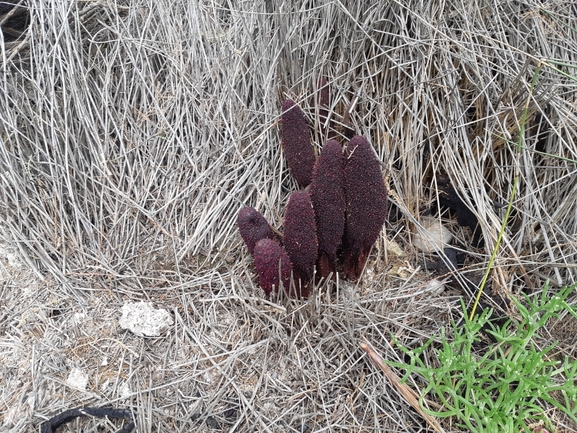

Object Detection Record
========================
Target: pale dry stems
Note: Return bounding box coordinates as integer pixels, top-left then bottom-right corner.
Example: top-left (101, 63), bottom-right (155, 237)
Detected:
top-left (1, 0), bottom-right (576, 432)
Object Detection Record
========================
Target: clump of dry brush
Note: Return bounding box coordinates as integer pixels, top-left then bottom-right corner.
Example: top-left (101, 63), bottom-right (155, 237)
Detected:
top-left (1, 1), bottom-right (577, 432)
top-left (238, 89), bottom-right (388, 297)
top-left (1, 0), bottom-right (576, 298)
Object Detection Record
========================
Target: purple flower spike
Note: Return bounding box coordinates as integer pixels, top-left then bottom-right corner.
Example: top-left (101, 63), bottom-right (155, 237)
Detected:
top-left (280, 99), bottom-right (316, 188)
top-left (310, 140), bottom-right (345, 279)
top-left (237, 207), bottom-right (275, 256)
top-left (253, 238), bottom-right (292, 297)
top-left (282, 190), bottom-right (318, 297)
top-left (343, 136), bottom-right (388, 280)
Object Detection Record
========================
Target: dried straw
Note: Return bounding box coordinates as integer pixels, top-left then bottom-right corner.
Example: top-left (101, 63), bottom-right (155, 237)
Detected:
top-left (1, 0), bottom-right (576, 431)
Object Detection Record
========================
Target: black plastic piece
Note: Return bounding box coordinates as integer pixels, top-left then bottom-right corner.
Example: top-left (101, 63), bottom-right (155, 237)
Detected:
top-left (40, 407), bottom-right (135, 433)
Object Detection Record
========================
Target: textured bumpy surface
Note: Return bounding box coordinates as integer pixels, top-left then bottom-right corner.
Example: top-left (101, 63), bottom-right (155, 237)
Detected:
top-left (310, 140), bottom-right (345, 279)
top-left (280, 99), bottom-right (316, 188)
top-left (253, 238), bottom-right (292, 297)
top-left (343, 136), bottom-right (388, 280)
top-left (282, 191), bottom-right (318, 296)
top-left (237, 207), bottom-right (275, 255)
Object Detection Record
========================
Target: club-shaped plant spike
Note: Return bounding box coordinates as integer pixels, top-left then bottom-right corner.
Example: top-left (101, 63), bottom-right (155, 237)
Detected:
top-left (253, 238), bottom-right (292, 298)
top-left (237, 207), bottom-right (275, 255)
top-left (343, 136), bottom-right (388, 280)
top-left (280, 99), bottom-right (316, 188)
top-left (310, 140), bottom-right (345, 279)
top-left (282, 190), bottom-right (318, 297)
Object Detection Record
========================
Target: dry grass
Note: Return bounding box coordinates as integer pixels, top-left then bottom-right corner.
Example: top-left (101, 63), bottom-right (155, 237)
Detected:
top-left (1, 0), bottom-right (576, 432)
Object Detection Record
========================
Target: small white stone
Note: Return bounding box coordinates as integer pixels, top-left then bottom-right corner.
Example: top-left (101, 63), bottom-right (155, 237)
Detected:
top-left (425, 279), bottom-right (446, 295)
top-left (412, 217), bottom-right (453, 253)
top-left (119, 382), bottom-right (131, 398)
top-left (119, 301), bottom-right (173, 337)
top-left (72, 312), bottom-right (86, 325)
top-left (66, 367), bottom-right (89, 391)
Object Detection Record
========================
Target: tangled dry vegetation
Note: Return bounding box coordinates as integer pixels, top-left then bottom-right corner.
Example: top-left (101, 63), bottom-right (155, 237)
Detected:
top-left (1, 0), bottom-right (577, 432)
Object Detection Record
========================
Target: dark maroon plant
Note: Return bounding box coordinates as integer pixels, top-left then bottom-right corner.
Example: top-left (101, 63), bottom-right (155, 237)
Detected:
top-left (243, 85), bottom-right (389, 297)
top-left (282, 190), bottom-right (318, 297)
top-left (309, 140), bottom-right (345, 279)
top-left (237, 207), bottom-right (275, 255)
top-left (343, 136), bottom-right (388, 280)
top-left (253, 238), bottom-right (292, 297)
top-left (280, 99), bottom-right (316, 188)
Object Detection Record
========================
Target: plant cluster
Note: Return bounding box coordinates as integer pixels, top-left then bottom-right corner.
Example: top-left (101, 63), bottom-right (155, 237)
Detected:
top-left (238, 85), bottom-right (388, 298)
top-left (390, 283), bottom-right (577, 432)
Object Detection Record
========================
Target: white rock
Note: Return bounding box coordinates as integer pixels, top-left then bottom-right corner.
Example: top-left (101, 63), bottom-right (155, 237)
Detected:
top-left (119, 382), bottom-right (131, 398)
top-left (119, 301), bottom-right (173, 337)
top-left (66, 367), bottom-right (89, 391)
top-left (412, 217), bottom-right (453, 253)
top-left (71, 312), bottom-right (86, 325)
top-left (425, 279), bottom-right (446, 295)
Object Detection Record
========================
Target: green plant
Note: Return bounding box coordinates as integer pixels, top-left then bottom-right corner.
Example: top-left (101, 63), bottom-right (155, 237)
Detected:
top-left (390, 283), bottom-right (577, 432)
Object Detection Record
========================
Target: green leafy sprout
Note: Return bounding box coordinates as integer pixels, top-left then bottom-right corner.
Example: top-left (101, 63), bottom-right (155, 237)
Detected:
top-left (389, 283), bottom-right (577, 432)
